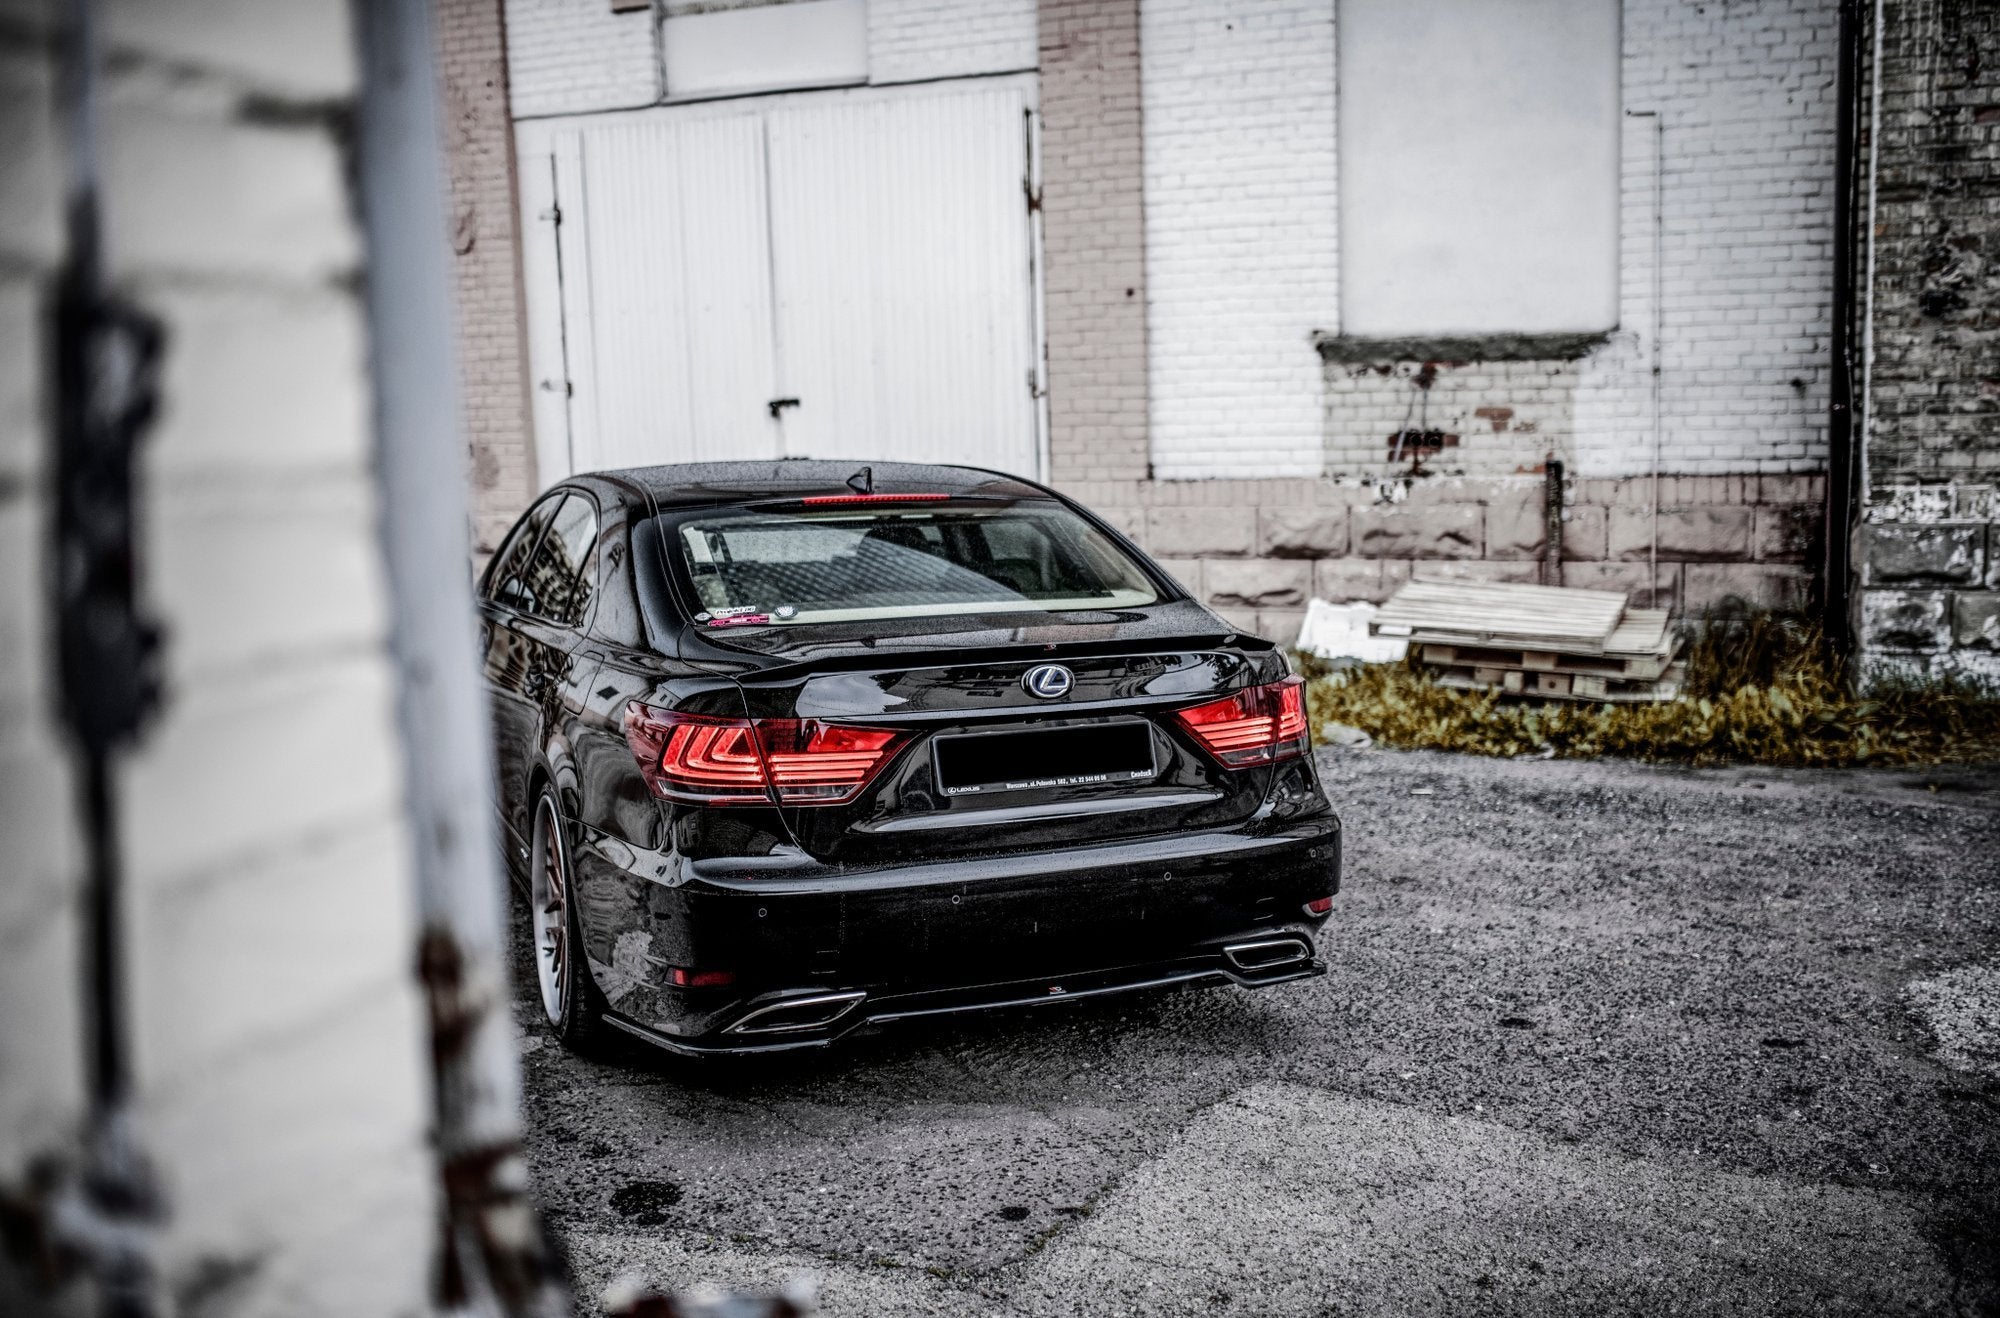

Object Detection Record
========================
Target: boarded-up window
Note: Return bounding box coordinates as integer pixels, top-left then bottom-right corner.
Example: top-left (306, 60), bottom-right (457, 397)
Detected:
top-left (663, 0), bottom-right (868, 99)
top-left (1337, 0), bottom-right (1620, 336)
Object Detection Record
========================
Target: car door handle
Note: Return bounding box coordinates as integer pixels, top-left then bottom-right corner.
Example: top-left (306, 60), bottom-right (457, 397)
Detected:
top-left (768, 397), bottom-right (800, 418)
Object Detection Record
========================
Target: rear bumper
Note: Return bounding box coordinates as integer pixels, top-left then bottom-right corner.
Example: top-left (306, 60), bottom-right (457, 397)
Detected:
top-left (577, 811), bottom-right (1341, 1055)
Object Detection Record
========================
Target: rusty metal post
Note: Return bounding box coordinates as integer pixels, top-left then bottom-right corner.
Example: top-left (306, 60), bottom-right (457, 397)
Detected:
top-left (1542, 458), bottom-right (1565, 588)
top-left (350, 1), bottom-right (567, 1313)
top-left (43, 0), bottom-right (169, 1312)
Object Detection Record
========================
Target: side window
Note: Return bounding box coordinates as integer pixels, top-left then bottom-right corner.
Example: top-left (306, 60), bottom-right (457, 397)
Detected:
top-left (487, 496), bottom-right (561, 612)
top-left (539, 494), bottom-right (600, 626)
top-left (585, 515), bottom-right (642, 647)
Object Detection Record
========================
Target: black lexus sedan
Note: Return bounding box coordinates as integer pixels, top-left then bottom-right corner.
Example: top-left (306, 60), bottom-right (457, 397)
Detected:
top-left (479, 460), bottom-right (1341, 1056)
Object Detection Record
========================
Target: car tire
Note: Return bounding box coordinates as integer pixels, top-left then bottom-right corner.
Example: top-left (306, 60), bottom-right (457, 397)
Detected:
top-left (529, 785), bottom-right (612, 1054)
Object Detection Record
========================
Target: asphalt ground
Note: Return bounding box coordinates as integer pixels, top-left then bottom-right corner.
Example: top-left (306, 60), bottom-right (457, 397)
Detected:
top-left (518, 748), bottom-right (2000, 1316)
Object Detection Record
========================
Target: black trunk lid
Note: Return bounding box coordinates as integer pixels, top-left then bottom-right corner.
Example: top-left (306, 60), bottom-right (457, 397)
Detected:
top-left (729, 630), bottom-right (1284, 865)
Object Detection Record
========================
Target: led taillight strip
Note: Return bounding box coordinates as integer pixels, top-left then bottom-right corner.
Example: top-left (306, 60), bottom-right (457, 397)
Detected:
top-left (1171, 677), bottom-right (1310, 769)
top-left (623, 703), bottom-right (911, 805)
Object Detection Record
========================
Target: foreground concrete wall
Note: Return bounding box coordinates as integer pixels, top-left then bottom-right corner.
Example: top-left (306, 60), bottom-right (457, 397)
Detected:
top-left (0, 1), bottom-right (434, 1311)
top-left (1856, 0), bottom-right (2000, 690)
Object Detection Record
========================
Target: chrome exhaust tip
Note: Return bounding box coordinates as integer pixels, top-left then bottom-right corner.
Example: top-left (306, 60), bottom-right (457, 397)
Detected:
top-left (724, 990), bottom-right (867, 1036)
top-left (1222, 937), bottom-right (1313, 974)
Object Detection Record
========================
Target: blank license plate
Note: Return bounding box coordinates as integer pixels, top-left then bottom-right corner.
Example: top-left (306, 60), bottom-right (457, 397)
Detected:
top-left (932, 722), bottom-right (1156, 797)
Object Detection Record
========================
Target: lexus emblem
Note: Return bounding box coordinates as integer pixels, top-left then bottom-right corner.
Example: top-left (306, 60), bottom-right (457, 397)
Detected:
top-left (1022, 663), bottom-right (1074, 700)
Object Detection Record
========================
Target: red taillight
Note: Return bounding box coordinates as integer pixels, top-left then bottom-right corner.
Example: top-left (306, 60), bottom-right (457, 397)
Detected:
top-left (623, 703), bottom-right (909, 806)
top-left (1304, 895), bottom-right (1335, 917)
top-left (1172, 676), bottom-right (1310, 768)
top-left (797, 492), bottom-right (953, 505)
top-left (667, 967), bottom-right (735, 988)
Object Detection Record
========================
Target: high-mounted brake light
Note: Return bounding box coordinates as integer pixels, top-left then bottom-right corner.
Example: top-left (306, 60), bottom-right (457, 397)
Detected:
top-left (623, 703), bottom-right (910, 806)
top-left (1172, 676), bottom-right (1310, 769)
top-left (797, 492), bottom-right (953, 505)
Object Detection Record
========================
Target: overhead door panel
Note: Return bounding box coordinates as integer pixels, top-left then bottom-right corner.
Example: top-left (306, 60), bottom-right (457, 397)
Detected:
top-left (571, 113), bottom-right (777, 473)
top-left (518, 79), bottom-right (1041, 483)
top-left (767, 86), bottom-right (1037, 475)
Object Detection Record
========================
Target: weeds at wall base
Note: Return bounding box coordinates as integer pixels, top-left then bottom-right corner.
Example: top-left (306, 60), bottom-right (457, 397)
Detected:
top-left (1297, 610), bottom-right (2000, 768)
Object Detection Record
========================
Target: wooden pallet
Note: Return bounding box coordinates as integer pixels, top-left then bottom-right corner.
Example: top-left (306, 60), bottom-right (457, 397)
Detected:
top-left (1371, 580), bottom-right (1629, 654)
top-left (1433, 660), bottom-right (1688, 704)
top-left (1415, 610), bottom-right (1681, 681)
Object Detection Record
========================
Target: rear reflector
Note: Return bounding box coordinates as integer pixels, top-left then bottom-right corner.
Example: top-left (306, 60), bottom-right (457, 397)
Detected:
top-left (623, 703), bottom-right (910, 806)
top-left (1304, 896), bottom-right (1335, 917)
top-left (666, 967), bottom-right (735, 989)
top-left (1172, 676), bottom-right (1310, 769)
top-left (798, 492), bottom-right (953, 505)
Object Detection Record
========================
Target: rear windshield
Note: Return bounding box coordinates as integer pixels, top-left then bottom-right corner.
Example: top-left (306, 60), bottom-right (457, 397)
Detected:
top-left (668, 499), bottom-right (1162, 628)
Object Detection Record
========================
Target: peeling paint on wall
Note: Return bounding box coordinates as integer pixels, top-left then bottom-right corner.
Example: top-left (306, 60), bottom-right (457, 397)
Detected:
top-left (1322, 355), bottom-right (1580, 478)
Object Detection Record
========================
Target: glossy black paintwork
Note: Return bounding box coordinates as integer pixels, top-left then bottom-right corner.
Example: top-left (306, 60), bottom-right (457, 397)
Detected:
top-left (478, 462), bottom-right (1342, 1055)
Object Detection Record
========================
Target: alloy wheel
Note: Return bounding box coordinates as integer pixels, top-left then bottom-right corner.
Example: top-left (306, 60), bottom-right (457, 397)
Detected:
top-left (529, 794), bottom-right (570, 1026)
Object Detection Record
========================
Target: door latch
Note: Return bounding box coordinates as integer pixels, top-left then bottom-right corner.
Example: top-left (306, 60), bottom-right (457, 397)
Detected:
top-left (767, 397), bottom-right (800, 419)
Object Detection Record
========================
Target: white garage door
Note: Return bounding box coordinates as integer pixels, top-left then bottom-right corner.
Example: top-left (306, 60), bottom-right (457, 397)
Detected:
top-left (518, 80), bottom-right (1042, 483)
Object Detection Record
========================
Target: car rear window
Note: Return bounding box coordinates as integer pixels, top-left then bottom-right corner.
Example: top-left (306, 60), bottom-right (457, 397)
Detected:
top-left (668, 499), bottom-right (1161, 627)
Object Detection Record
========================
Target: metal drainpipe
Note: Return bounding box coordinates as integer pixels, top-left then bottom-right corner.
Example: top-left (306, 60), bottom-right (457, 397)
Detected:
top-left (1623, 108), bottom-right (1664, 609)
top-left (1859, 0), bottom-right (1884, 553)
top-left (1821, 0), bottom-right (1863, 655)
top-left (350, 2), bottom-right (568, 1313)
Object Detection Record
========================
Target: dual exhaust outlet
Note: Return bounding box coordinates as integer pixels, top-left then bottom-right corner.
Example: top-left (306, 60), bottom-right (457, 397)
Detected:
top-left (723, 937), bottom-right (1315, 1037)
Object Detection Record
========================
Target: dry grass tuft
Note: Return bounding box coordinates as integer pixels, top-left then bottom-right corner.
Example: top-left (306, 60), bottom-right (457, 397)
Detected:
top-left (1300, 606), bottom-right (2000, 767)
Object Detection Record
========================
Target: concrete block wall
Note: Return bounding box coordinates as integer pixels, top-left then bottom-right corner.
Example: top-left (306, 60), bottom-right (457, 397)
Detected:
top-left (441, 0), bottom-right (538, 557)
top-left (1076, 473), bottom-right (1824, 645)
top-left (1853, 2), bottom-right (2000, 690)
top-left (1861, 494), bottom-right (2000, 689)
top-left (0, 3), bottom-right (433, 1312)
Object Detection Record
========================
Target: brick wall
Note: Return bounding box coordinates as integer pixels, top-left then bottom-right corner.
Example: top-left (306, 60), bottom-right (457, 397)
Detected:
top-left (1139, 0), bottom-right (1338, 479)
top-left (870, 0), bottom-right (1038, 83)
top-left (441, 0), bottom-right (537, 557)
top-left (508, 0), bottom-right (1038, 119)
top-left (0, 4), bottom-right (431, 1311)
top-left (1038, 0), bottom-right (1151, 483)
top-left (1136, 0), bottom-right (1839, 483)
top-left (504, 0), bottom-right (658, 117)
top-left (1855, 0), bottom-right (2000, 690)
top-left (1027, 0), bottom-right (1846, 645)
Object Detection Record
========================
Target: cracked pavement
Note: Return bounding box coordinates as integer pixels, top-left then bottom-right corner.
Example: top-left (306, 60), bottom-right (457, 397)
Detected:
top-left (519, 748), bottom-right (2000, 1315)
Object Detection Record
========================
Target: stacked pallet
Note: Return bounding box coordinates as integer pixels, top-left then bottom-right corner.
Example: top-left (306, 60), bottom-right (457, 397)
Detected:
top-left (1370, 579), bottom-right (1685, 703)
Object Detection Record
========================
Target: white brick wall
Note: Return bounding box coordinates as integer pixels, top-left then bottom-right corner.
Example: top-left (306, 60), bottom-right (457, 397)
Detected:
top-left (869, 0), bottom-right (1037, 83)
top-left (505, 0), bottom-right (659, 117)
top-left (1, 4), bottom-right (433, 1312)
top-left (508, 0), bottom-right (1036, 120)
top-left (1142, 0), bottom-right (1838, 481)
top-left (1141, 0), bottom-right (1339, 480)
